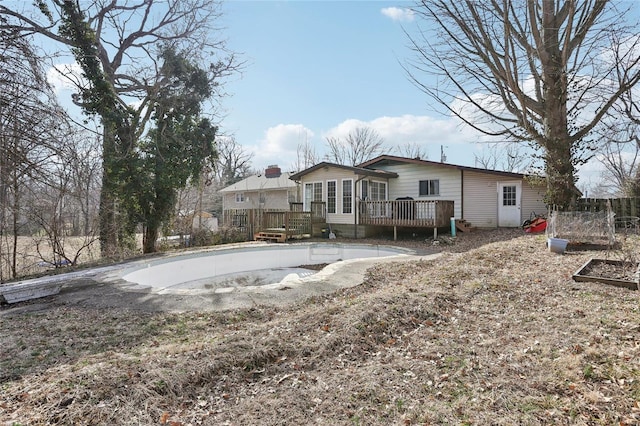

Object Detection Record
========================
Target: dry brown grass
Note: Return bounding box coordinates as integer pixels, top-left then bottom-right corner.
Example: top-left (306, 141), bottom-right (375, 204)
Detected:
top-left (2, 231), bottom-right (640, 425)
top-left (0, 236), bottom-right (102, 279)
top-left (0, 234), bottom-right (148, 280)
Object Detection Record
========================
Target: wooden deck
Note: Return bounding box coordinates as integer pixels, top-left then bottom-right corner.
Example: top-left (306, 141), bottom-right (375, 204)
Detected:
top-left (253, 211), bottom-right (314, 242)
top-left (241, 200), bottom-right (456, 241)
top-left (359, 200), bottom-right (454, 228)
top-left (224, 202), bottom-right (326, 240)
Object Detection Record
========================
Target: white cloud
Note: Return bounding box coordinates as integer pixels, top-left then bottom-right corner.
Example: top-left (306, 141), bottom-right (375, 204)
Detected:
top-left (324, 114), bottom-right (483, 163)
top-left (247, 124), bottom-right (314, 171)
top-left (381, 7), bottom-right (414, 22)
top-left (47, 62), bottom-right (85, 94)
top-left (245, 114), bottom-right (507, 173)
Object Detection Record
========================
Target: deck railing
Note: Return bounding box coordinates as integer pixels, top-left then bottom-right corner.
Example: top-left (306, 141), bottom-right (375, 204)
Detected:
top-left (359, 200), bottom-right (454, 228)
top-left (223, 204), bottom-right (326, 239)
top-left (310, 201), bottom-right (326, 223)
top-left (262, 211), bottom-right (312, 235)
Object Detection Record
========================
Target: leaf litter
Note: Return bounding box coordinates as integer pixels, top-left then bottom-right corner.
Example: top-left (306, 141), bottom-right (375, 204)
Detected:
top-left (1, 230), bottom-right (640, 425)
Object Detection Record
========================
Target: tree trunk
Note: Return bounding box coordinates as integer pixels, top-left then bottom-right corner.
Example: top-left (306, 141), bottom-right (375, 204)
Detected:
top-left (544, 141), bottom-right (576, 208)
top-left (11, 175), bottom-right (18, 279)
top-left (143, 224), bottom-right (158, 254)
top-left (540, 0), bottom-right (578, 208)
top-left (99, 128), bottom-right (118, 256)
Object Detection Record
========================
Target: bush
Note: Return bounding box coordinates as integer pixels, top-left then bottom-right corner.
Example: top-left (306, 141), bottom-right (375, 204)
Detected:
top-left (189, 226), bottom-right (247, 248)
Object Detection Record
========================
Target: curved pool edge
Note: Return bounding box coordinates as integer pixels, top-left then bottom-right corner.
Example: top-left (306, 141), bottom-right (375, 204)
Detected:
top-left (97, 242), bottom-right (423, 295)
top-left (153, 252), bottom-right (421, 297)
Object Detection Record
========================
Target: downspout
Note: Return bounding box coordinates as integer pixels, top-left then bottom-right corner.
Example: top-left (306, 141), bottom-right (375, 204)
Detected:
top-left (355, 175), bottom-right (367, 238)
top-left (460, 169), bottom-right (464, 220)
top-left (294, 179), bottom-right (302, 205)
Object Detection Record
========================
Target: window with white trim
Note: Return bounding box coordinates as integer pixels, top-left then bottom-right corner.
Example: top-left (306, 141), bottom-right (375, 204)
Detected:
top-left (419, 179), bottom-right (440, 196)
top-left (370, 181), bottom-right (386, 201)
top-left (368, 180), bottom-right (387, 216)
top-left (304, 182), bottom-right (323, 210)
top-left (235, 193), bottom-right (245, 203)
top-left (342, 179), bottom-right (353, 214)
top-left (327, 180), bottom-right (336, 214)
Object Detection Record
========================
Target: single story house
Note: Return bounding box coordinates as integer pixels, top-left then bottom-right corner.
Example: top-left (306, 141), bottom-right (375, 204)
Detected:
top-left (289, 155), bottom-right (547, 237)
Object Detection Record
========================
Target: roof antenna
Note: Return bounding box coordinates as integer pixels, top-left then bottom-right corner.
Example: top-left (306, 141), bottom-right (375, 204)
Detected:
top-left (440, 145), bottom-right (447, 163)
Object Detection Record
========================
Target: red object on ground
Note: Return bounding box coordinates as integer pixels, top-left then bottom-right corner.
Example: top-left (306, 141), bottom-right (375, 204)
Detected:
top-left (524, 217), bottom-right (547, 233)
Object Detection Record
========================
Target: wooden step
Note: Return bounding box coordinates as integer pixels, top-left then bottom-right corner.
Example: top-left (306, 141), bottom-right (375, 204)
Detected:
top-left (455, 219), bottom-right (477, 232)
top-left (254, 231), bottom-right (287, 243)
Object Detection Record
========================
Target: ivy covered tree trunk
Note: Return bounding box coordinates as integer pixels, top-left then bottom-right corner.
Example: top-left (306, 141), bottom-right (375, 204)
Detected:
top-left (135, 48), bottom-right (217, 254)
top-left (98, 127), bottom-right (118, 255)
top-left (143, 224), bottom-right (160, 254)
top-left (538, 0), bottom-right (578, 208)
top-left (140, 159), bottom-right (168, 254)
top-left (543, 140), bottom-right (577, 209)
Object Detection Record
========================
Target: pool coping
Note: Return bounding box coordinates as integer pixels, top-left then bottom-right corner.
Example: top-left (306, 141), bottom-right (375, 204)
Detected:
top-left (0, 242), bottom-right (441, 310)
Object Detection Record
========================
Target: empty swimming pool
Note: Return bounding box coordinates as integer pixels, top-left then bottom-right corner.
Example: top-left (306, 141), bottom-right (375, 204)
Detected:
top-left (118, 242), bottom-right (415, 292)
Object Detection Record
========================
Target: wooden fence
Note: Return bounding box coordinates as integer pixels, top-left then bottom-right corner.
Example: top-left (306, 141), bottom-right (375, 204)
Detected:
top-left (222, 202), bottom-right (326, 239)
top-left (262, 211), bottom-right (312, 236)
top-left (575, 197), bottom-right (640, 218)
top-left (221, 208), bottom-right (279, 239)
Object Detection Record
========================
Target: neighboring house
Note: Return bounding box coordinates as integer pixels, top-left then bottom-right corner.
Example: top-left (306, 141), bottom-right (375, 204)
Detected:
top-left (219, 165), bottom-right (299, 213)
top-left (289, 155), bottom-right (547, 237)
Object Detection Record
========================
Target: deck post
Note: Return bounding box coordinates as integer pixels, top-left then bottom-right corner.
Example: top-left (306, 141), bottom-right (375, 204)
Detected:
top-left (433, 227), bottom-right (437, 240)
top-left (393, 226), bottom-right (397, 241)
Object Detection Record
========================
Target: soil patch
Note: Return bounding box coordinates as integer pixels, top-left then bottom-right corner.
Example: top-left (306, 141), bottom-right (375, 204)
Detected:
top-left (297, 263), bottom-right (330, 271)
top-left (581, 259), bottom-right (639, 282)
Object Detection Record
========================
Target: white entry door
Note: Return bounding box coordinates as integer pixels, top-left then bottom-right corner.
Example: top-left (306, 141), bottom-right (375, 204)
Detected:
top-left (498, 181), bottom-right (522, 227)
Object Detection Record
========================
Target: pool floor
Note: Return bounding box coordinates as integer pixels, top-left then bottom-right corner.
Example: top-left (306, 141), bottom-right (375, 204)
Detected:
top-left (164, 267), bottom-right (318, 291)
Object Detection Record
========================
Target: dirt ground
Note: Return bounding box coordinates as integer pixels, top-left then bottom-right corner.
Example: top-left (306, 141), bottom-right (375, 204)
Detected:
top-left (1, 229), bottom-right (640, 425)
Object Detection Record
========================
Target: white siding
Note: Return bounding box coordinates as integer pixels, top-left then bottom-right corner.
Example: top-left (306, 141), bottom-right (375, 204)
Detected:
top-left (463, 171), bottom-right (500, 228)
top-left (222, 189), bottom-right (291, 211)
top-left (462, 171), bottom-right (547, 228)
top-left (521, 181), bottom-right (547, 222)
top-left (372, 163), bottom-right (462, 219)
top-left (298, 168), bottom-right (364, 225)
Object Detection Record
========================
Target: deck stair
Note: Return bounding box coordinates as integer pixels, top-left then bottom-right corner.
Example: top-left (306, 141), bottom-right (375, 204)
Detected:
top-left (455, 219), bottom-right (477, 233)
top-left (254, 230), bottom-right (287, 243)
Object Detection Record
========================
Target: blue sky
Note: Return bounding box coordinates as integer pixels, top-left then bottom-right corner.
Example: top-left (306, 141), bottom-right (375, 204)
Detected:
top-left (39, 0), bottom-right (615, 189)
top-left (219, 1), bottom-right (488, 172)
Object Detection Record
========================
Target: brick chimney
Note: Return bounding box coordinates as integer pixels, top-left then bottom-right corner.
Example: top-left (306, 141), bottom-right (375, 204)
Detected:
top-left (265, 165), bottom-right (281, 178)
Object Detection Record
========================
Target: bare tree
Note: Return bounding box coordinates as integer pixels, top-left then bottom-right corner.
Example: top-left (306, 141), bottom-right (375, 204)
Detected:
top-left (214, 136), bottom-right (254, 186)
top-left (474, 142), bottom-right (535, 173)
top-left (406, 0), bottom-right (640, 207)
top-left (595, 120), bottom-right (640, 196)
top-left (26, 147), bottom-right (99, 270)
top-left (325, 127), bottom-right (385, 166)
top-left (395, 142), bottom-right (428, 160)
top-left (293, 138), bottom-right (320, 172)
top-left (0, 23), bottom-right (69, 279)
top-left (598, 38), bottom-right (640, 197)
top-left (66, 133), bottom-right (101, 237)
